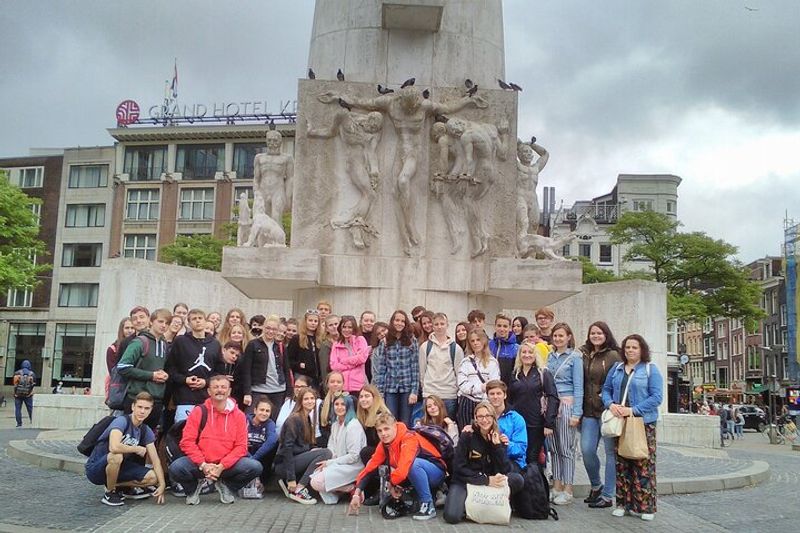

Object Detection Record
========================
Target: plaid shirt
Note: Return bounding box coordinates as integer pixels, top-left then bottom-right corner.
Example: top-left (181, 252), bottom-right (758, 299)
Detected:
top-left (374, 338), bottom-right (419, 394)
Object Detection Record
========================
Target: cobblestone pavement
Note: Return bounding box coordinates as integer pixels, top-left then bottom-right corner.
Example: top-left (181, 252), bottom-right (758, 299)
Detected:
top-left (0, 407), bottom-right (797, 532)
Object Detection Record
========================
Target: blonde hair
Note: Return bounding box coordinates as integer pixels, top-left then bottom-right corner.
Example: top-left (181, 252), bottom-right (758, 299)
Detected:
top-left (218, 323), bottom-right (251, 350)
top-left (356, 384), bottom-right (389, 427)
top-left (298, 311), bottom-right (319, 350)
top-left (466, 328), bottom-right (492, 367)
top-left (320, 371), bottom-right (345, 427)
top-left (374, 411), bottom-right (396, 428)
top-left (318, 314), bottom-right (341, 346)
top-left (473, 401), bottom-right (500, 435)
top-left (512, 340), bottom-right (548, 378)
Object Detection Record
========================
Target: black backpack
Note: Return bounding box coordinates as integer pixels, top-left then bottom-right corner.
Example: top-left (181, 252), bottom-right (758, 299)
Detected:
top-left (77, 415), bottom-right (143, 457)
top-left (512, 463), bottom-right (559, 520)
top-left (106, 335), bottom-right (151, 410)
top-left (14, 372), bottom-right (35, 397)
top-left (413, 425), bottom-right (455, 472)
top-left (165, 405), bottom-right (208, 463)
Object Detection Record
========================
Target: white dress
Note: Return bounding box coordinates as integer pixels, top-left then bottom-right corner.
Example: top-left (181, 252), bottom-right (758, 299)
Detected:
top-left (313, 417), bottom-right (366, 503)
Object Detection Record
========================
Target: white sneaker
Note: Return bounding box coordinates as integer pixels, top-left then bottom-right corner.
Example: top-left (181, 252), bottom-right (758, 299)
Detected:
top-left (217, 481), bottom-right (235, 504)
top-left (277, 479), bottom-right (291, 498)
top-left (611, 507), bottom-right (626, 517)
top-left (641, 513), bottom-right (654, 521)
top-left (185, 483), bottom-right (203, 505)
top-left (550, 489), bottom-right (561, 503)
top-left (553, 492), bottom-right (573, 505)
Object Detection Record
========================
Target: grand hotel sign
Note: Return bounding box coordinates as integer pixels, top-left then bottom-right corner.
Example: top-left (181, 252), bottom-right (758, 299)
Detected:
top-left (115, 99), bottom-right (298, 126)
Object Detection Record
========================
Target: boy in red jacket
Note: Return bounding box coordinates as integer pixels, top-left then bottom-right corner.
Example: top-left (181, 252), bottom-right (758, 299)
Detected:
top-left (168, 375), bottom-right (262, 504)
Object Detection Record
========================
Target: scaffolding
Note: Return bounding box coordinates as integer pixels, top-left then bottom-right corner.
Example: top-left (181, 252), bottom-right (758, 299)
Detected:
top-left (785, 216), bottom-right (800, 384)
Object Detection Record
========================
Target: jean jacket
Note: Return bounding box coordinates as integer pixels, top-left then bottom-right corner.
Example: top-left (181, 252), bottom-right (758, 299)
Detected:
top-left (601, 361), bottom-right (663, 425)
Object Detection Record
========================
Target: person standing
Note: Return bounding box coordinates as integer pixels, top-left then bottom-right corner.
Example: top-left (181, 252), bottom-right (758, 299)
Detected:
top-left (286, 311), bottom-right (321, 386)
top-left (13, 360), bottom-right (36, 427)
top-left (241, 315), bottom-right (291, 418)
top-left (578, 322), bottom-right (621, 509)
top-left (603, 334), bottom-right (663, 521)
top-left (329, 316), bottom-right (369, 396)
top-left (374, 310), bottom-right (419, 427)
top-left (419, 313), bottom-right (464, 419)
top-left (489, 313), bottom-right (518, 385)
top-left (456, 329), bottom-right (500, 429)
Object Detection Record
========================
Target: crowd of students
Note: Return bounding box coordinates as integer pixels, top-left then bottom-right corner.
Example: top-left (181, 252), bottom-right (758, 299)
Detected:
top-left (85, 300), bottom-right (663, 523)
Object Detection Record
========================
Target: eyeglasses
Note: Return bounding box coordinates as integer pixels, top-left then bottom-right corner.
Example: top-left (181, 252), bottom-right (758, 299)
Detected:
top-left (475, 414), bottom-right (494, 420)
top-left (306, 309), bottom-right (319, 315)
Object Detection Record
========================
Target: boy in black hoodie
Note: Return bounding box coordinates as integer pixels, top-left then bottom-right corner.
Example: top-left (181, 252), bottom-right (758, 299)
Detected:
top-left (165, 309), bottom-right (221, 423)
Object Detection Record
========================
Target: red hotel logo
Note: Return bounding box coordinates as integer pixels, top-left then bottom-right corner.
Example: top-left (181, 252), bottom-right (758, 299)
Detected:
top-left (116, 100), bottom-right (140, 126)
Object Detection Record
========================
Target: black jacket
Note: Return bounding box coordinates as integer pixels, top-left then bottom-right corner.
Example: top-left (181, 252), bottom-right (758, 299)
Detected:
top-left (508, 367), bottom-right (559, 429)
top-left (452, 429), bottom-right (513, 486)
top-left (274, 415), bottom-right (313, 482)
top-left (240, 337), bottom-right (291, 396)
top-left (285, 334), bottom-right (320, 385)
top-left (165, 333), bottom-right (221, 406)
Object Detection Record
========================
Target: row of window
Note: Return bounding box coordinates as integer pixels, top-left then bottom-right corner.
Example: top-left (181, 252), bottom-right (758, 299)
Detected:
top-left (123, 143), bottom-right (265, 181)
top-left (561, 242), bottom-right (613, 263)
top-left (5, 283), bottom-right (99, 308)
top-left (4, 322), bottom-right (95, 386)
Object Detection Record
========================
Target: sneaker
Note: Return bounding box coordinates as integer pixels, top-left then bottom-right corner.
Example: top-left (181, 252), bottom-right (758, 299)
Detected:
top-left (217, 481), bottom-right (235, 504)
top-left (412, 501), bottom-right (436, 521)
top-left (434, 489), bottom-right (447, 508)
top-left (550, 489), bottom-right (561, 503)
top-left (288, 487), bottom-right (317, 505)
top-left (277, 479), bottom-right (291, 498)
top-left (589, 497), bottom-right (613, 509)
top-left (200, 479), bottom-right (216, 495)
top-left (101, 490), bottom-right (124, 507)
top-left (171, 483), bottom-right (186, 498)
top-left (186, 483), bottom-right (203, 505)
top-left (553, 492), bottom-right (574, 505)
top-left (584, 485), bottom-right (603, 503)
top-left (124, 486), bottom-right (151, 500)
top-left (641, 513), bottom-right (654, 521)
top-left (612, 507), bottom-right (626, 517)
top-left (363, 494), bottom-right (380, 506)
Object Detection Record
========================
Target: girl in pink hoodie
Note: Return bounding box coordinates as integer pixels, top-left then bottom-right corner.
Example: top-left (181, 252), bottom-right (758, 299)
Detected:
top-left (329, 316), bottom-right (370, 395)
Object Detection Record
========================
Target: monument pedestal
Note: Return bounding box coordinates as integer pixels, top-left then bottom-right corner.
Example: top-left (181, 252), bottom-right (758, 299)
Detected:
top-left (222, 246), bottom-right (582, 319)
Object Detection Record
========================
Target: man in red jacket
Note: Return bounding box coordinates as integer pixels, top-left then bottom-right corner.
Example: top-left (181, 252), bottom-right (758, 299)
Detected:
top-left (168, 375), bottom-right (262, 504)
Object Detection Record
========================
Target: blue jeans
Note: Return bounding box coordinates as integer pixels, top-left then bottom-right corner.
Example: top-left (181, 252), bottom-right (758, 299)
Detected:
top-left (580, 416), bottom-right (615, 500)
top-left (14, 396), bottom-right (33, 426)
top-left (168, 455), bottom-right (262, 493)
top-left (385, 392), bottom-right (412, 427)
top-left (443, 399), bottom-right (458, 420)
top-left (406, 458), bottom-right (445, 503)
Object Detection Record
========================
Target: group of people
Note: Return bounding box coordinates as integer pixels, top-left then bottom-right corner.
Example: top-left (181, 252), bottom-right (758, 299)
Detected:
top-left (85, 300), bottom-right (663, 523)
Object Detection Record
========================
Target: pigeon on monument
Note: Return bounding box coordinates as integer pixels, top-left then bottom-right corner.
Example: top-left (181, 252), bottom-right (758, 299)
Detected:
top-left (338, 98), bottom-right (352, 111)
top-left (377, 85), bottom-right (394, 95)
top-left (464, 79), bottom-right (474, 89)
top-left (466, 85), bottom-right (478, 97)
top-left (268, 119), bottom-right (276, 131)
top-left (400, 77), bottom-right (416, 88)
top-left (337, 69), bottom-right (345, 81)
top-left (530, 136), bottom-right (537, 145)
top-left (497, 79), bottom-right (512, 90)
top-left (509, 82), bottom-right (523, 92)
top-left (308, 68), bottom-right (316, 80)
top-left (422, 89), bottom-right (430, 99)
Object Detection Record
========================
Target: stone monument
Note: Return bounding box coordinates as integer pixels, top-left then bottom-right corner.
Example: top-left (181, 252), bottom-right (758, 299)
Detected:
top-left (223, 0), bottom-right (582, 321)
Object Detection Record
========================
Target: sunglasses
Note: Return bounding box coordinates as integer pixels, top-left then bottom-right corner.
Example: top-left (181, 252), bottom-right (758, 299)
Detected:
top-left (306, 309), bottom-right (320, 315)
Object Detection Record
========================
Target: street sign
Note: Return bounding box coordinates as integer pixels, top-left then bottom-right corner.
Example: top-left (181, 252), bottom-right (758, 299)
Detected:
top-left (679, 354), bottom-right (690, 365)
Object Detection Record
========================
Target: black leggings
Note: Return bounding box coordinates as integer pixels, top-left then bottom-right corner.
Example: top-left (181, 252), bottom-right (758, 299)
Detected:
top-left (526, 426), bottom-right (546, 465)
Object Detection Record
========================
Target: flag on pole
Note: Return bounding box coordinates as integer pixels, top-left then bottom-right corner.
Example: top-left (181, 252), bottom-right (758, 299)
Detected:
top-left (170, 59), bottom-right (178, 99)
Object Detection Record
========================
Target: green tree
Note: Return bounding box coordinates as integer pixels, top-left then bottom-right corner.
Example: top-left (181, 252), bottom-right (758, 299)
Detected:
top-left (0, 171), bottom-right (51, 292)
top-left (608, 210), bottom-right (764, 323)
top-left (159, 234), bottom-right (232, 271)
top-left (576, 256), bottom-right (620, 284)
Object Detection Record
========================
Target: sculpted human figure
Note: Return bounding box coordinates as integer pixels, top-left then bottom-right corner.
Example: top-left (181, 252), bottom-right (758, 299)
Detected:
top-left (253, 130), bottom-right (294, 221)
top-left (445, 116), bottom-right (510, 257)
top-left (307, 110), bottom-right (384, 249)
top-left (237, 193), bottom-right (252, 247)
top-left (430, 122), bottom-right (467, 253)
top-left (516, 140), bottom-right (549, 256)
top-left (518, 231), bottom-right (576, 261)
top-left (320, 86), bottom-right (488, 255)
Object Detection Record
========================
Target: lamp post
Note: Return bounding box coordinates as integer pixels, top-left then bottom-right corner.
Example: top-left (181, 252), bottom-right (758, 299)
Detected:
top-left (760, 345), bottom-right (784, 445)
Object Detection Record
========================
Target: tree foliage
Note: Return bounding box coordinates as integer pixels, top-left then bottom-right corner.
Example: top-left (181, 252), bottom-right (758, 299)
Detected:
top-left (159, 234), bottom-right (232, 271)
top-left (576, 256), bottom-right (620, 284)
top-left (608, 210), bottom-right (764, 323)
top-left (0, 172), bottom-right (51, 292)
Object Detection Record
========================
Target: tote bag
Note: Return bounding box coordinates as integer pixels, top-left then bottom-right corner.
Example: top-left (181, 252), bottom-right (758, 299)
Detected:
top-left (465, 482), bottom-right (511, 525)
top-left (601, 366), bottom-right (632, 438)
top-left (618, 416), bottom-right (649, 460)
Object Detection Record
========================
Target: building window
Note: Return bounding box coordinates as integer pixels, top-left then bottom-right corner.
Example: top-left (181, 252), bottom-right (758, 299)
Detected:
top-left (6, 166), bottom-right (44, 188)
top-left (176, 144), bottom-right (224, 180)
top-left (58, 283), bottom-right (99, 307)
top-left (6, 288), bottom-right (33, 308)
top-left (126, 189), bottom-right (160, 220)
top-left (180, 188), bottom-right (214, 220)
top-left (68, 164), bottom-right (108, 188)
top-left (632, 199), bottom-right (654, 212)
top-left (780, 304), bottom-right (787, 326)
top-left (561, 244), bottom-right (571, 257)
top-left (123, 234), bottom-right (157, 260)
top-left (4, 323), bottom-right (46, 385)
top-left (666, 200), bottom-right (676, 214)
top-left (233, 186), bottom-right (253, 219)
top-left (53, 323), bottom-right (96, 385)
top-left (62, 243), bottom-right (102, 267)
top-left (599, 244), bottom-right (612, 264)
top-left (65, 204), bottom-right (105, 227)
top-left (123, 145), bottom-right (167, 181)
top-left (233, 143), bottom-right (263, 179)
top-left (579, 243), bottom-right (591, 259)
top-left (30, 203), bottom-right (41, 226)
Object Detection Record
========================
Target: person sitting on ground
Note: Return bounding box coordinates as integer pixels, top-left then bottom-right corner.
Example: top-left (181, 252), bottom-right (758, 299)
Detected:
top-left (274, 388), bottom-right (333, 505)
top-left (350, 412), bottom-right (446, 521)
top-left (318, 371), bottom-right (345, 447)
top-left (310, 393), bottom-right (367, 504)
top-left (356, 384), bottom-right (390, 504)
top-left (168, 375), bottom-right (262, 505)
top-left (418, 394), bottom-right (459, 445)
top-left (247, 398), bottom-right (278, 485)
top-left (484, 380), bottom-right (527, 471)
top-left (443, 401), bottom-right (524, 524)
top-left (85, 392), bottom-right (166, 506)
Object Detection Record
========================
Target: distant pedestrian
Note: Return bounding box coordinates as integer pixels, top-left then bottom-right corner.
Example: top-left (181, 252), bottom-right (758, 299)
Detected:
top-left (13, 360), bottom-right (36, 427)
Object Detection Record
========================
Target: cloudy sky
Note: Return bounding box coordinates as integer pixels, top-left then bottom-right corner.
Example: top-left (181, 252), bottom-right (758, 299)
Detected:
top-left (1, 0), bottom-right (798, 263)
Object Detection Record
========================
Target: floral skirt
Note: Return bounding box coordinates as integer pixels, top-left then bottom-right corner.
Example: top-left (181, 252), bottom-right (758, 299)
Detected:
top-left (615, 423), bottom-right (656, 514)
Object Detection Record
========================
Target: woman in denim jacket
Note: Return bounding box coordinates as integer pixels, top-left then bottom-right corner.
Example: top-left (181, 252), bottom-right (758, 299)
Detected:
top-left (545, 322), bottom-right (584, 505)
top-left (602, 334), bottom-right (663, 522)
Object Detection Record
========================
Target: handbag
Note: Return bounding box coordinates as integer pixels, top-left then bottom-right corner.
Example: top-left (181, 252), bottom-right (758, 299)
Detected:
top-left (618, 415), bottom-right (649, 460)
top-left (600, 364), bottom-right (632, 438)
top-left (465, 481), bottom-right (511, 525)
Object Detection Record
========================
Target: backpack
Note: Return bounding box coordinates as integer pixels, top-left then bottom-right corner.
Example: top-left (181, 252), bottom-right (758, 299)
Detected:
top-left (106, 335), bottom-right (151, 410)
top-left (512, 463), bottom-right (559, 520)
top-left (77, 415), bottom-right (144, 457)
top-left (413, 424), bottom-right (455, 472)
top-left (425, 340), bottom-right (457, 368)
top-left (164, 405), bottom-right (209, 463)
top-left (14, 372), bottom-right (35, 397)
